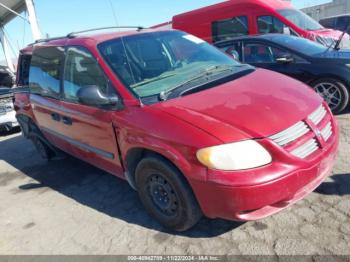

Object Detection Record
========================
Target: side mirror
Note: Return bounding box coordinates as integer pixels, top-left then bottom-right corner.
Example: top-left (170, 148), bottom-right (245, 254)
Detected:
top-left (276, 55), bottom-right (294, 64)
top-left (77, 85), bottom-right (121, 108)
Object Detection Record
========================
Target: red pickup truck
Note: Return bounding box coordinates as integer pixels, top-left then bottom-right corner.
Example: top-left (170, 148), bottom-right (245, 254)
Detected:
top-left (14, 28), bottom-right (339, 231)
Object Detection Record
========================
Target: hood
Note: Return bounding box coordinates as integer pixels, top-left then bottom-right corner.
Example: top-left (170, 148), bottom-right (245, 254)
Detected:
top-left (309, 29), bottom-right (350, 48)
top-left (312, 28), bottom-right (343, 38)
top-left (316, 49), bottom-right (350, 61)
top-left (154, 69), bottom-right (322, 143)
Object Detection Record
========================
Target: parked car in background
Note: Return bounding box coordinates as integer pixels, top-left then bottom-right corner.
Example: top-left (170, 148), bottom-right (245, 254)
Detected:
top-left (319, 14), bottom-right (350, 33)
top-left (154, 0), bottom-right (349, 48)
top-left (216, 34), bottom-right (350, 114)
top-left (0, 65), bottom-right (15, 88)
top-left (0, 87), bottom-right (18, 132)
top-left (15, 28), bottom-right (339, 231)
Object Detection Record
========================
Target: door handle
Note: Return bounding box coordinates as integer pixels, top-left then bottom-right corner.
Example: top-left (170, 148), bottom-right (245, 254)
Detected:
top-left (62, 116), bottom-right (73, 125)
top-left (51, 112), bottom-right (61, 121)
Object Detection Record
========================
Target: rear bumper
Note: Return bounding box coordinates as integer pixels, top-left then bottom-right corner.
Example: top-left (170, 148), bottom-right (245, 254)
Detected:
top-left (189, 123), bottom-right (339, 221)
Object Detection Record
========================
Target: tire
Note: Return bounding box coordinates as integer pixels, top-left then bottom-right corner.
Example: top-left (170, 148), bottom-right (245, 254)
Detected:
top-left (30, 135), bottom-right (55, 160)
top-left (28, 121), bottom-right (66, 161)
top-left (135, 155), bottom-right (202, 231)
top-left (311, 78), bottom-right (349, 114)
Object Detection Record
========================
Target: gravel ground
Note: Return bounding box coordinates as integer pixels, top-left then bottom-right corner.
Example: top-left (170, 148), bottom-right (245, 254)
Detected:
top-left (0, 110), bottom-right (349, 256)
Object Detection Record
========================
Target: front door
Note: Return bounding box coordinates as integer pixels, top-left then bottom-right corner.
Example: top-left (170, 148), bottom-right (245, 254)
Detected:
top-left (242, 41), bottom-right (308, 82)
top-left (54, 46), bottom-right (123, 176)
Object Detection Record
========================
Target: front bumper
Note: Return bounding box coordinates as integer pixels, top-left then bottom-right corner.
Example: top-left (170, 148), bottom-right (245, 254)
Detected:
top-left (189, 120), bottom-right (339, 221)
top-left (0, 110), bottom-right (19, 131)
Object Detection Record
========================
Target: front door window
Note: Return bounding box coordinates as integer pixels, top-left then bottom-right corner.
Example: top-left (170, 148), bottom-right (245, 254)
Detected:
top-left (257, 16), bottom-right (295, 35)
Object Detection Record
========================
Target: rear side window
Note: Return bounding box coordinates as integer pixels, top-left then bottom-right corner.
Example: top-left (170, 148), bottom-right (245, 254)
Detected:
top-left (63, 46), bottom-right (110, 103)
top-left (212, 16), bottom-right (248, 43)
top-left (29, 47), bottom-right (64, 99)
top-left (220, 42), bottom-right (243, 61)
top-left (17, 55), bottom-right (31, 87)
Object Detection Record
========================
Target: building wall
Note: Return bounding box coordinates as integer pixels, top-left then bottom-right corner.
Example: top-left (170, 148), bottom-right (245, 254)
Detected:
top-left (302, 0), bottom-right (350, 21)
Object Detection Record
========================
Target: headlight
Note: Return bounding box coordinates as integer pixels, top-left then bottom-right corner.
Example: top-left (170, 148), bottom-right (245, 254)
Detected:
top-left (196, 140), bottom-right (272, 171)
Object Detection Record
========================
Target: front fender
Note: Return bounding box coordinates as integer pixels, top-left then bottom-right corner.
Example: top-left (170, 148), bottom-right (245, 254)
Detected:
top-left (120, 133), bottom-right (207, 182)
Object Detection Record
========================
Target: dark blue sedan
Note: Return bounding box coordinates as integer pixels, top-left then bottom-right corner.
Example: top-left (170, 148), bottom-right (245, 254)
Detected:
top-left (215, 34), bottom-right (350, 114)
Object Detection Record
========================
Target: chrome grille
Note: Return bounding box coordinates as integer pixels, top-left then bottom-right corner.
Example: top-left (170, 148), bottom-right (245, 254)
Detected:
top-left (290, 139), bottom-right (319, 159)
top-left (269, 104), bottom-right (333, 159)
top-left (308, 105), bottom-right (327, 125)
top-left (269, 121), bottom-right (310, 146)
top-left (321, 122), bottom-right (333, 142)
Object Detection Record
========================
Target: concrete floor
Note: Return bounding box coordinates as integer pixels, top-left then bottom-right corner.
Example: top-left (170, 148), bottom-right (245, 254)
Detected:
top-left (0, 110), bottom-right (349, 255)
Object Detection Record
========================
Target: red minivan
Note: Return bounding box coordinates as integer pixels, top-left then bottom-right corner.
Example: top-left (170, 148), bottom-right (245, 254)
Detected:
top-left (15, 28), bottom-right (339, 231)
top-left (156, 0), bottom-right (348, 47)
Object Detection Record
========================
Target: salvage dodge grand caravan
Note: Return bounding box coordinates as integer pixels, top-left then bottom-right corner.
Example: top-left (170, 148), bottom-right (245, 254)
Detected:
top-left (15, 29), bottom-right (339, 231)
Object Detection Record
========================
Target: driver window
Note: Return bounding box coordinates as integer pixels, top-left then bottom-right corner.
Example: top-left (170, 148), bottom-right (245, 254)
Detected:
top-left (243, 43), bottom-right (291, 64)
top-left (63, 47), bottom-right (110, 103)
top-left (257, 16), bottom-right (293, 35)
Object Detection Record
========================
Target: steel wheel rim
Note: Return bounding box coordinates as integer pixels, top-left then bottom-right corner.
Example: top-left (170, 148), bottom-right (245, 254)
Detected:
top-left (313, 82), bottom-right (342, 110)
top-left (147, 174), bottom-right (179, 217)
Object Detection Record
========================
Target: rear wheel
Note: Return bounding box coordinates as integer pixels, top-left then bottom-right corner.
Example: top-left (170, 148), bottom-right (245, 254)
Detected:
top-left (30, 135), bottom-right (55, 160)
top-left (135, 155), bottom-right (202, 231)
top-left (311, 78), bottom-right (349, 114)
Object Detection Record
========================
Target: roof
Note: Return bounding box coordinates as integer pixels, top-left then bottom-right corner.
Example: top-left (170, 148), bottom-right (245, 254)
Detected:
top-left (173, 0), bottom-right (291, 19)
top-left (0, 0), bottom-right (26, 25)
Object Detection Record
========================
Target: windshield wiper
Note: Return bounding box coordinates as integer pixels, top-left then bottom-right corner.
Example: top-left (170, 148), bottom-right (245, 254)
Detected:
top-left (131, 73), bottom-right (177, 89)
top-left (159, 64), bottom-right (241, 101)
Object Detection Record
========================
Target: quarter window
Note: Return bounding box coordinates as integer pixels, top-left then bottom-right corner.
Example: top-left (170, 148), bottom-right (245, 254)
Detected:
top-left (212, 16), bottom-right (248, 43)
top-left (29, 46), bottom-right (64, 99)
top-left (63, 47), bottom-right (111, 103)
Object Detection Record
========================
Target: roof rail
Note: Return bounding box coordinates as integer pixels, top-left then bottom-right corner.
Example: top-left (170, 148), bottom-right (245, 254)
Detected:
top-left (27, 36), bottom-right (67, 46)
top-left (34, 36), bottom-right (67, 44)
top-left (27, 26), bottom-right (145, 46)
top-left (67, 26), bottom-right (145, 38)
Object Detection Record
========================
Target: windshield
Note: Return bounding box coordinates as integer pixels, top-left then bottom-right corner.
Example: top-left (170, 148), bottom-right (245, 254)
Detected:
top-left (98, 31), bottom-right (247, 100)
top-left (272, 35), bottom-right (328, 55)
top-left (277, 9), bottom-right (324, 31)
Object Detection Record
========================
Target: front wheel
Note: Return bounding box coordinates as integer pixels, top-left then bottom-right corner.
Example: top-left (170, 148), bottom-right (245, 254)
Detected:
top-left (312, 78), bottom-right (349, 114)
top-left (135, 156), bottom-right (202, 232)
